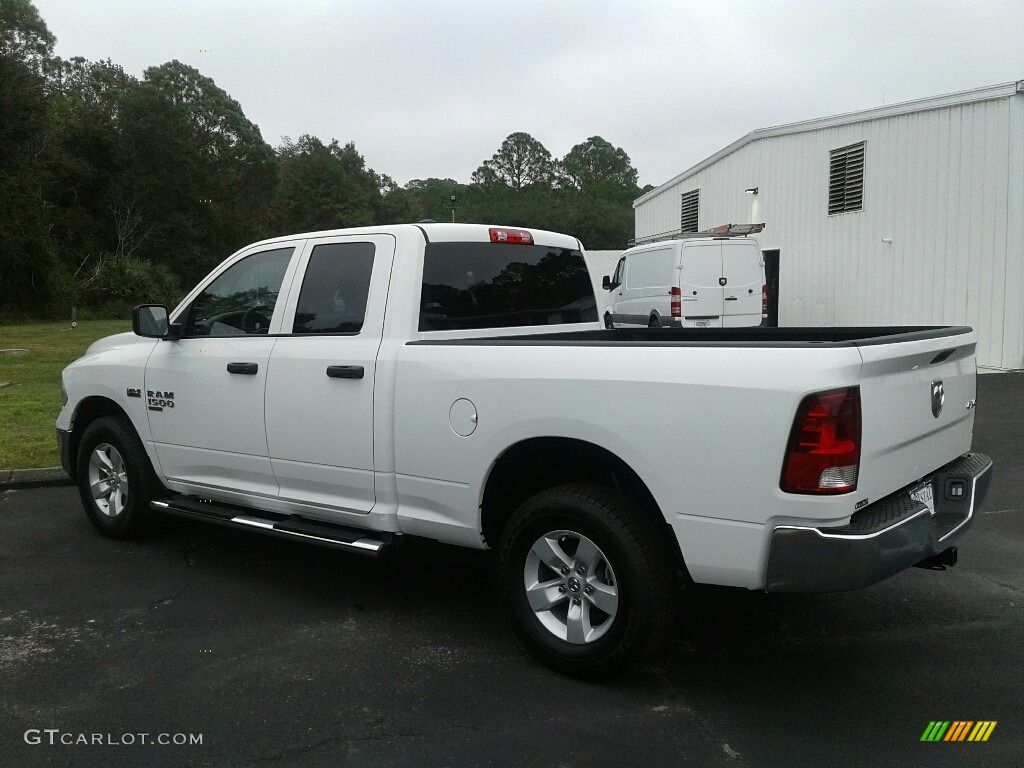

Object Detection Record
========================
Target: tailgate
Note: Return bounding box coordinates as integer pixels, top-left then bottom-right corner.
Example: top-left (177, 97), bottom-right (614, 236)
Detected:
top-left (856, 329), bottom-right (977, 503)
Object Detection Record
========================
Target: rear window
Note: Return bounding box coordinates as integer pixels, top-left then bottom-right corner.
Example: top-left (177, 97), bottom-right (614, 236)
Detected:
top-left (419, 243), bottom-right (597, 331)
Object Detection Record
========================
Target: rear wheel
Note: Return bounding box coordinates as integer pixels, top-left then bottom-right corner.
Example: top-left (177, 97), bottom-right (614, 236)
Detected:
top-left (499, 483), bottom-right (676, 678)
top-left (76, 415), bottom-right (159, 539)
top-left (648, 315), bottom-right (661, 328)
top-left (604, 313), bottom-right (614, 330)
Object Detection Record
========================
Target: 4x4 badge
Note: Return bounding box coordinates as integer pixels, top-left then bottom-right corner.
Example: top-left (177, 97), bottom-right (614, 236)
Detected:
top-left (931, 380), bottom-right (944, 418)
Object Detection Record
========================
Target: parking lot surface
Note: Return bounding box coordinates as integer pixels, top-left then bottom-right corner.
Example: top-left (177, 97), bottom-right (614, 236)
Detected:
top-left (2, 374), bottom-right (1021, 767)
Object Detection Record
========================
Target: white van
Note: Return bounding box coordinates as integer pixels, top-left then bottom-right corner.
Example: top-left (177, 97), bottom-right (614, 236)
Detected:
top-left (602, 236), bottom-right (766, 328)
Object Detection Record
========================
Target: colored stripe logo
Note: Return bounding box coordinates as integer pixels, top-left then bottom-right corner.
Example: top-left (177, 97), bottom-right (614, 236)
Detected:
top-left (921, 721), bottom-right (997, 742)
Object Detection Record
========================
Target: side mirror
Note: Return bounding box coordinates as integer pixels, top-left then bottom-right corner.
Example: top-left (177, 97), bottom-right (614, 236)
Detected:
top-left (132, 305), bottom-right (179, 340)
top-left (602, 275), bottom-right (611, 290)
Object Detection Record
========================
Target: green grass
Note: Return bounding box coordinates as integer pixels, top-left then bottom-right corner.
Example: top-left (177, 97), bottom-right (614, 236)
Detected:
top-left (0, 320), bottom-right (131, 470)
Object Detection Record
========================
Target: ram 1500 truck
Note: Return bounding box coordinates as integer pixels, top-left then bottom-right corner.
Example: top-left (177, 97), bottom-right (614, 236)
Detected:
top-left (57, 223), bottom-right (993, 677)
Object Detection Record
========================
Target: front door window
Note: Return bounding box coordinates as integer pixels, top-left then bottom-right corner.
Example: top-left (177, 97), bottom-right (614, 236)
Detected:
top-left (184, 247), bottom-right (294, 336)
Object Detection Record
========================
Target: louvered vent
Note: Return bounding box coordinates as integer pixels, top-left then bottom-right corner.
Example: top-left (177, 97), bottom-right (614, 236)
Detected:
top-left (828, 142), bottom-right (865, 215)
top-left (680, 189), bottom-right (699, 231)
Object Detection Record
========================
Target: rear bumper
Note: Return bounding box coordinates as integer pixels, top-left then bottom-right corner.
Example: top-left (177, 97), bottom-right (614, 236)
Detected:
top-left (765, 452), bottom-right (993, 593)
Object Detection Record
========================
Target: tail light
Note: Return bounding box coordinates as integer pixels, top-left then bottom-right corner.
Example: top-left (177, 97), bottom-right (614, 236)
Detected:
top-left (670, 287), bottom-right (681, 318)
top-left (489, 228), bottom-right (533, 245)
top-left (781, 387), bottom-right (861, 494)
top-left (762, 284), bottom-right (767, 316)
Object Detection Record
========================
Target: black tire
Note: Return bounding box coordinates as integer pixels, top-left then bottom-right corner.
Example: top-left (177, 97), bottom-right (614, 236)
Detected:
top-left (499, 483), bottom-right (677, 678)
top-left (76, 415), bottom-right (160, 540)
top-left (648, 315), bottom-right (661, 328)
top-left (604, 313), bottom-right (614, 330)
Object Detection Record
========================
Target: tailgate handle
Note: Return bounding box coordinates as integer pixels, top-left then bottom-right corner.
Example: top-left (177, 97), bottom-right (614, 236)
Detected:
top-left (226, 362), bottom-right (258, 375)
top-left (930, 349), bottom-right (955, 365)
top-left (327, 365), bottom-right (364, 379)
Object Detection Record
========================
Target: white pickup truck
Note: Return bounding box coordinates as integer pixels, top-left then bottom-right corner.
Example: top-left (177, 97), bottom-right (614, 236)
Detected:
top-left (57, 223), bottom-right (992, 677)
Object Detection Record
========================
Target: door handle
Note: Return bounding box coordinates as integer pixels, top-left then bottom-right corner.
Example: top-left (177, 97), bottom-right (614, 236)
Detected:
top-left (226, 362), bottom-right (258, 375)
top-left (326, 365), bottom-right (364, 379)
top-left (724, 297), bottom-right (738, 301)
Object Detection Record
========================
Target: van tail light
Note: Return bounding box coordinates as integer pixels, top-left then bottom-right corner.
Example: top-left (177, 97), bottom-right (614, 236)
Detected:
top-left (762, 284), bottom-right (767, 316)
top-left (670, 287), bottom-right (681, 318)
top-left (489, 228), bottom-right (533, 245)
top-left (781, 387), bottom-right (861, 494)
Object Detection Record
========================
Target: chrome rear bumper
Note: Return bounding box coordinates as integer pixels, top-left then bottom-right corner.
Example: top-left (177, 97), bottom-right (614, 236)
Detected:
top-left (765, 453), bottom-right (993, 592)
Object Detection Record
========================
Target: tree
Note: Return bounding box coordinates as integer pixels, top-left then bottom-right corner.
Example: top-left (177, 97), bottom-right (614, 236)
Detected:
top-left (403, 177), bottom-right (467, 221)
top-left (271, 135), bottom-right (379, 234)
top-left (0, 0), bottom-right (54, 74)
top-left (472, 132), bottom-right (555, 191)
top-left (560, 136), bottom-right (638, 191)
top-left (0, 2), bottom-right (59, 314)
top-left (139, 61), bottom-right (278, 283)
top-left (144, 60), bottom-right (273, 172)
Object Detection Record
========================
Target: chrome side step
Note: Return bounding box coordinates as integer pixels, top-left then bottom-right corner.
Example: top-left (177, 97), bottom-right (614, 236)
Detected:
top-left (150, 497), bottom-right (393, 556)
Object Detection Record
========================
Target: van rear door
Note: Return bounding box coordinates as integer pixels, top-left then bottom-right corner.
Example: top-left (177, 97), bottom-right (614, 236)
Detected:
top-left (679, 242), bottom-right (724, 327)
top-left (722, 240), bottom-right (764, 327)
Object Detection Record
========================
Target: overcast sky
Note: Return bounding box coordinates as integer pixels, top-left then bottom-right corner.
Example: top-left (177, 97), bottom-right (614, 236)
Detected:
top-left (32, 0), bottom-right (1024, 188)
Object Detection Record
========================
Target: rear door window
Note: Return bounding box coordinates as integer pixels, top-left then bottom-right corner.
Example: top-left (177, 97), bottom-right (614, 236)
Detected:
top-left (292, 242), bottom-right (375, 334)
top-left (420, 243), bottom-right (596, 331)
top-left (722, 242), bottom-right (763, 286)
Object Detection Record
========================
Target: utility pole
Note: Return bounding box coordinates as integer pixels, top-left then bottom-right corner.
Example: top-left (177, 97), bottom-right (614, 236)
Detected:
top-left (443, 193), bottom-right (461, 223)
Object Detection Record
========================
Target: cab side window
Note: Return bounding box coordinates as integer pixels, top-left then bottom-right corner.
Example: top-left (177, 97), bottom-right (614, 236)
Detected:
top-left (184, 247), bottom-right (293, 337)
top-left (292, 242), bottom-right (375, 334)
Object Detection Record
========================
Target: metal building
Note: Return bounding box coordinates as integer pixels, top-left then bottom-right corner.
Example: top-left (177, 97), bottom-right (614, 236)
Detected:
top-left (633, 81), bottom-right (1024, 370)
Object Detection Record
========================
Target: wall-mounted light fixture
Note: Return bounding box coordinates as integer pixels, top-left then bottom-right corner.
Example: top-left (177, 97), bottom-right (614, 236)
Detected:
top-left (745, 187), bottom-right (758, 195)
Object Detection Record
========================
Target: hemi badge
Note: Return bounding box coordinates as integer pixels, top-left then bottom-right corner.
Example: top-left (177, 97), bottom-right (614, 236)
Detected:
top-left (127, 388), bottom-right (142, 398)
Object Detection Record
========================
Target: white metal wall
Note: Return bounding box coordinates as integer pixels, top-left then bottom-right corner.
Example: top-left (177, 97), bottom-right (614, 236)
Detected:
top-left (635, 94), bottom-right (1024, 370)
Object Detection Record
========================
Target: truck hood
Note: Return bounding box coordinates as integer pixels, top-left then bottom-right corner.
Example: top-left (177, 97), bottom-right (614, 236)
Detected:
top-left (82, 332), bottom-right (146, 358)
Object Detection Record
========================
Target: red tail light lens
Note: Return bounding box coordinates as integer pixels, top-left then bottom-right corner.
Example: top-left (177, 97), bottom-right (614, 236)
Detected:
top-left (670, 287), bottom-right (681, 318)
top-left (762, 284), bottom-right (767, 316)
top-left (781, 387), bottom-right (861, 494)
top-left (489, 228), bottom-right (533, 245)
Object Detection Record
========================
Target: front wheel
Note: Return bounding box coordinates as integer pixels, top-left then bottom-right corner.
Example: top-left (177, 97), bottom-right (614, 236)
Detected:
top-left (499, 483), bottom-right (677, 678)
top-left (76, 415), bottom-right (160, 539)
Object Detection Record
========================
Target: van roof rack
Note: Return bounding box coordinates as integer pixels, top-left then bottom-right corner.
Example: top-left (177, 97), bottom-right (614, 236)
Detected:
top-left (627, 223), bottom-right (764, 247)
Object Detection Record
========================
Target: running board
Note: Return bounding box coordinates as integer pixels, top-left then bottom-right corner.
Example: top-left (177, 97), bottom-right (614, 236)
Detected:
top-left (150, 497), bottom-right (393, 556)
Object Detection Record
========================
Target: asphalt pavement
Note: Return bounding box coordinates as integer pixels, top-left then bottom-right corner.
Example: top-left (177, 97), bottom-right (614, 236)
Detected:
top-left (1, 374), bottom-right (1021, 767)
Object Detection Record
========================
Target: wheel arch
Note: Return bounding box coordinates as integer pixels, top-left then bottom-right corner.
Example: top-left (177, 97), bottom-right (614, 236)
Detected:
top-left (68, 397), bottom-right (134, 481)
top-left (480, 437), bottom-right (690, 581)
